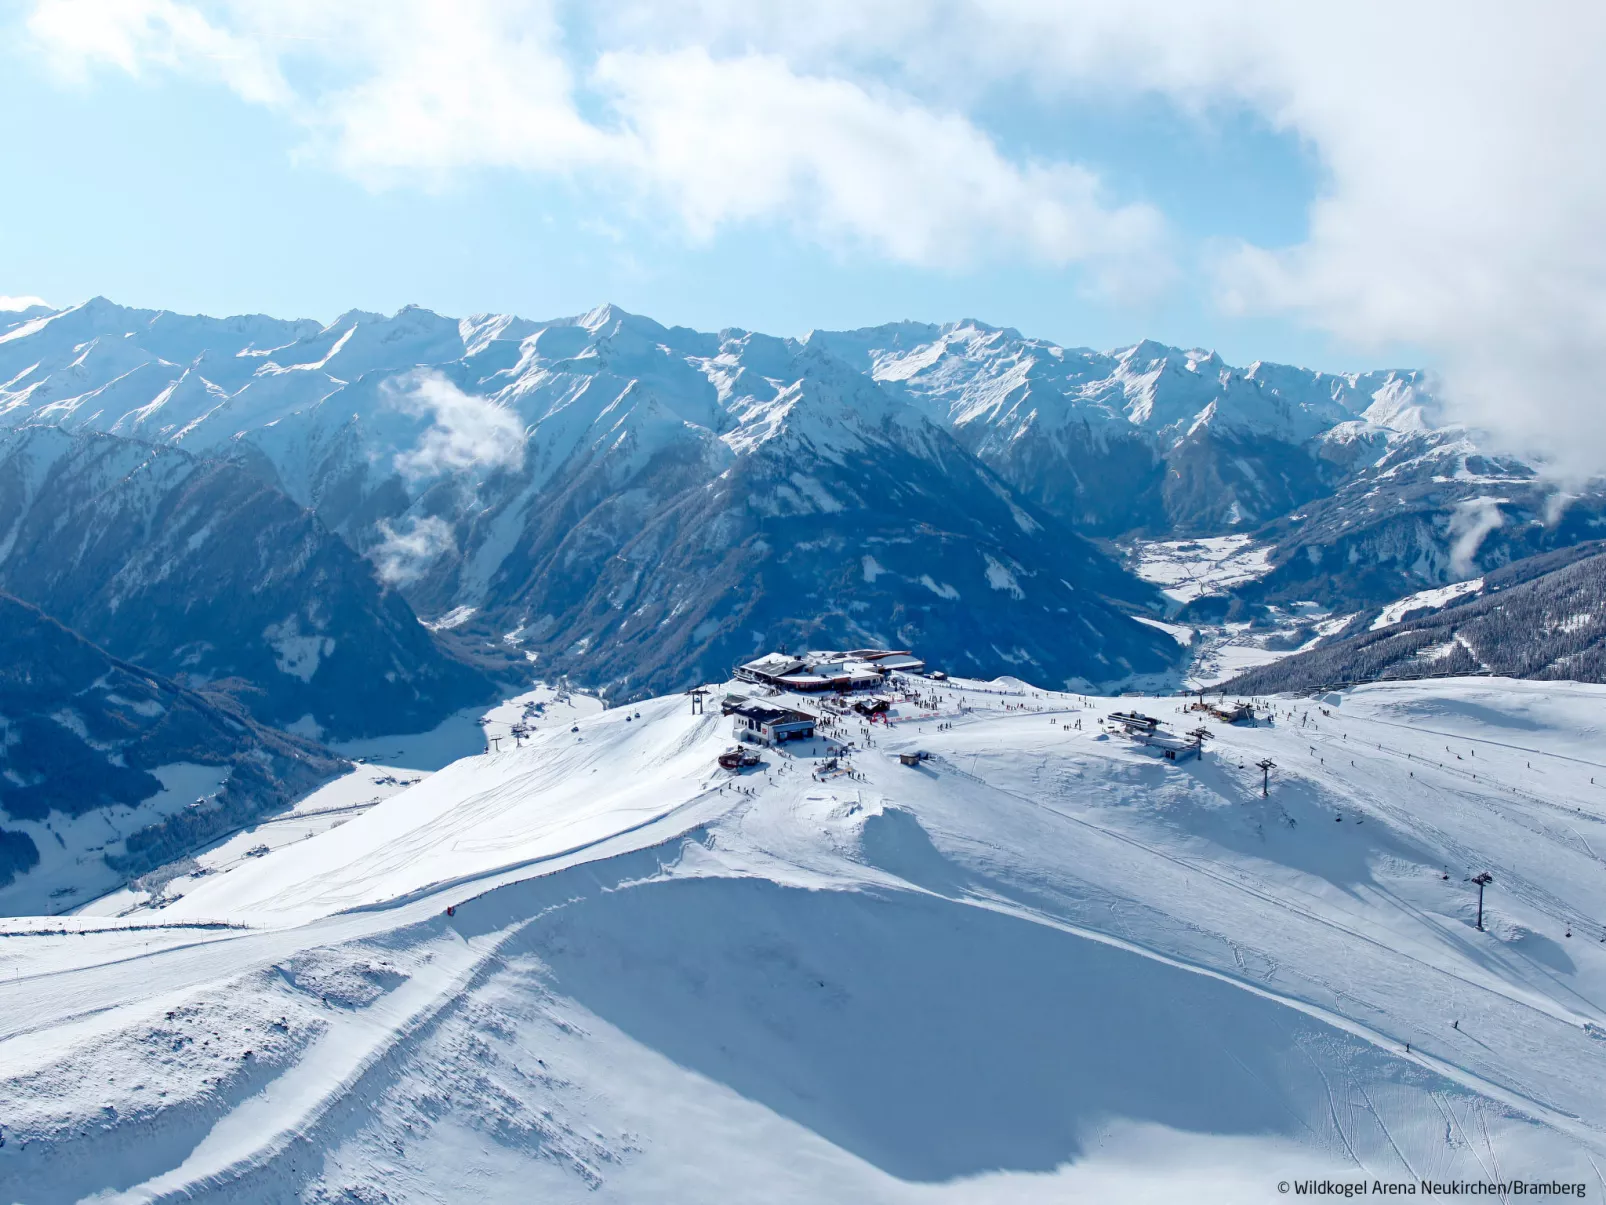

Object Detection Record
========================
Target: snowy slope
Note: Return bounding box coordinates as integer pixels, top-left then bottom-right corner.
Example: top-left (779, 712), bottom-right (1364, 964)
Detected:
top-left (3, 671), bottom-right (1605, 1201)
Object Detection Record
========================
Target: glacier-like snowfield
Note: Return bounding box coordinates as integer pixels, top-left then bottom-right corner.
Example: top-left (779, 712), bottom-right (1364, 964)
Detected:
top-left (3, 674), bottom-right (1605, 1202)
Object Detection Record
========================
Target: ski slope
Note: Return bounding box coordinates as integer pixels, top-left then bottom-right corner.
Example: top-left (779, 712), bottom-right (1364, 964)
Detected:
top-left (3, 675), bottom-right (1606, 1202)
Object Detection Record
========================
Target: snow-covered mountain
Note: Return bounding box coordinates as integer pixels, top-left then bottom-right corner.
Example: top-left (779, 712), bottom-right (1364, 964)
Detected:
top-left (4, 669), bottom-right (1604, 1198)
top-left (812, 319), bottom-right (1435, 534)
top-left (0, 299), bottom-right (1192, 695)
top-left (0, 425), bottom-right (494, 739)
top-left (1240, 430), bottom-right (1606, 608)
top-left (4, 295), bottom-right (1599, 695)
top-left (1225, 541), bottom-right (1606, 693)
top-left (811, 319), bottom-right (1606, 611)
top-left (0, 592), bottom-right (345, 915)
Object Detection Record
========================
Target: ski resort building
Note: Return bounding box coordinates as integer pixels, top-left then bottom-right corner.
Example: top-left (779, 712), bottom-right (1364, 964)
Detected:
top-left (1107, 710), bottom-right (1161, 735)
top-left (1131, 730), bottom-right (1202, 762)
top-left (1188, 697), bottom-right (1256, 724)
top-left (1107, 709), bottom-right (1202, 760)
top-left (734, 649), bottom-right (925, 692)
top-left (731, 702), bottom-right (817, 744)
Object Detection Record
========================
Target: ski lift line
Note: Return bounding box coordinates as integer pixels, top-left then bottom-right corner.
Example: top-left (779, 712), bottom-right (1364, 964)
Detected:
top-left (940, 757), bottom-right (1594, 1031)
top-left (1371, 781), bottom-right (1606, 947)
top-left (1286, 738), bottom-right (1606, 940)
top-left (1283, 719), bottom-right (1606, 885)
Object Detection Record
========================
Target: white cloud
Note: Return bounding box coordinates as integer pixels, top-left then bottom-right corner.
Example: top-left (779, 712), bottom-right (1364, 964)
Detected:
top-left (369, 514), bottom-right (456, 585)
top-left (1448, 497), bottom-right (1506, 578)
top-left (605, 1), bottom-right (1606, 474)
top-left (300, 0), bottom-right (610, 182)
top-left (28, 0), bottom-right (289, 104)
top-left (389, 370), bottom-right (527, 480)
top-left (0, 296), bottom-right (50, 311)
top-left (595, 48), bottom-right (1164, 278)
top-left (23, 0), bottom-right (1168, 287)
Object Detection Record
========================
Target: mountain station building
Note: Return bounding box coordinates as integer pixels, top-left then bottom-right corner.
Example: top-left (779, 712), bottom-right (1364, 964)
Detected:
top-left (731, 703), bottom-right (817, 744)
top-left (734, 649), bottom-right (926, 692)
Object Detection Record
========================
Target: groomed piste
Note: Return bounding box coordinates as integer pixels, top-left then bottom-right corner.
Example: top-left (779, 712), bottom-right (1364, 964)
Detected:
top-left (3, 673), bottom-right (1606, 1203)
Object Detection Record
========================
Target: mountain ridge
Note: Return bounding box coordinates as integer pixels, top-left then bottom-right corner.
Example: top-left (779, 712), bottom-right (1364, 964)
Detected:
top-left (5, 294), bottom-right (1601, 699)
top-left (0, 589), bottom-right (347, 913)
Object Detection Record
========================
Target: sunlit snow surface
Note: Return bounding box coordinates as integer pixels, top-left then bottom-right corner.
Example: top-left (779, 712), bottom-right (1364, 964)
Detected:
top-left (4, 675), bottom-right (1606, 1201)
top-left (55, 686), bottom-right (607, 919)
top-left (1371, 578), bottom-right (1486, 630)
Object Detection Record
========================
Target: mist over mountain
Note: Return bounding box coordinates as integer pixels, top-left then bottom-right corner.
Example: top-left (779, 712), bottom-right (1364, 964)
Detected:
top-left (0, 424), bottom-right (494, 740)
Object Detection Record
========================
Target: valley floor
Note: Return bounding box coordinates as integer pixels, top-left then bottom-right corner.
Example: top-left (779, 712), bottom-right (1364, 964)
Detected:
top-left (4, 675), bottom-right (1606, 1202)
top-left (1126, 535), bottom-right (1362, 688)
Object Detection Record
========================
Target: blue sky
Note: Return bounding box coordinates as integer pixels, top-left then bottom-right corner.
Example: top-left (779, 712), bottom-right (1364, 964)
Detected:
top-left (3, 0), bottom-right (1600, 457)
top-left (0, 3), bottom-right (1358, 369)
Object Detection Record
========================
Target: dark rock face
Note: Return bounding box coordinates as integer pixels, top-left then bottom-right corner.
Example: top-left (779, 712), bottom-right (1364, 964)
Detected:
top-left (1158, 428), bottom-right (1335, 536)
top-left (948, 420), bottom-right (1170, 536)
top-left (0, 593), bottom-right (345, 900)
top-left (1223, 544), bottom-right (1606, 694)
top-left (0, 426), bottom-right (493, 740)
top-left (0, 826), bottom-right (39, 888)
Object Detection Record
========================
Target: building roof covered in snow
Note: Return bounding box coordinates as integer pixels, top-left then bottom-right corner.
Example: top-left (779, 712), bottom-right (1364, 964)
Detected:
top-left (737, 648), bottom-right (926, 691)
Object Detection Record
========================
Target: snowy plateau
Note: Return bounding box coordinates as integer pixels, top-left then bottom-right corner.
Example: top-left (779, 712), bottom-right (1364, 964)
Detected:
top-left (3, 670), bottom-right (1606, 1202)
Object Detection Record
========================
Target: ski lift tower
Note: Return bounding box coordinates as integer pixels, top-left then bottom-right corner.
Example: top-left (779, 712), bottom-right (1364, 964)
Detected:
top-left (1471, 871), bottom-right (1494, 931)
top-left (688, 687), bottom-right (708, 715)
top-left (1255, 757), bottom-right (1276, 797)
